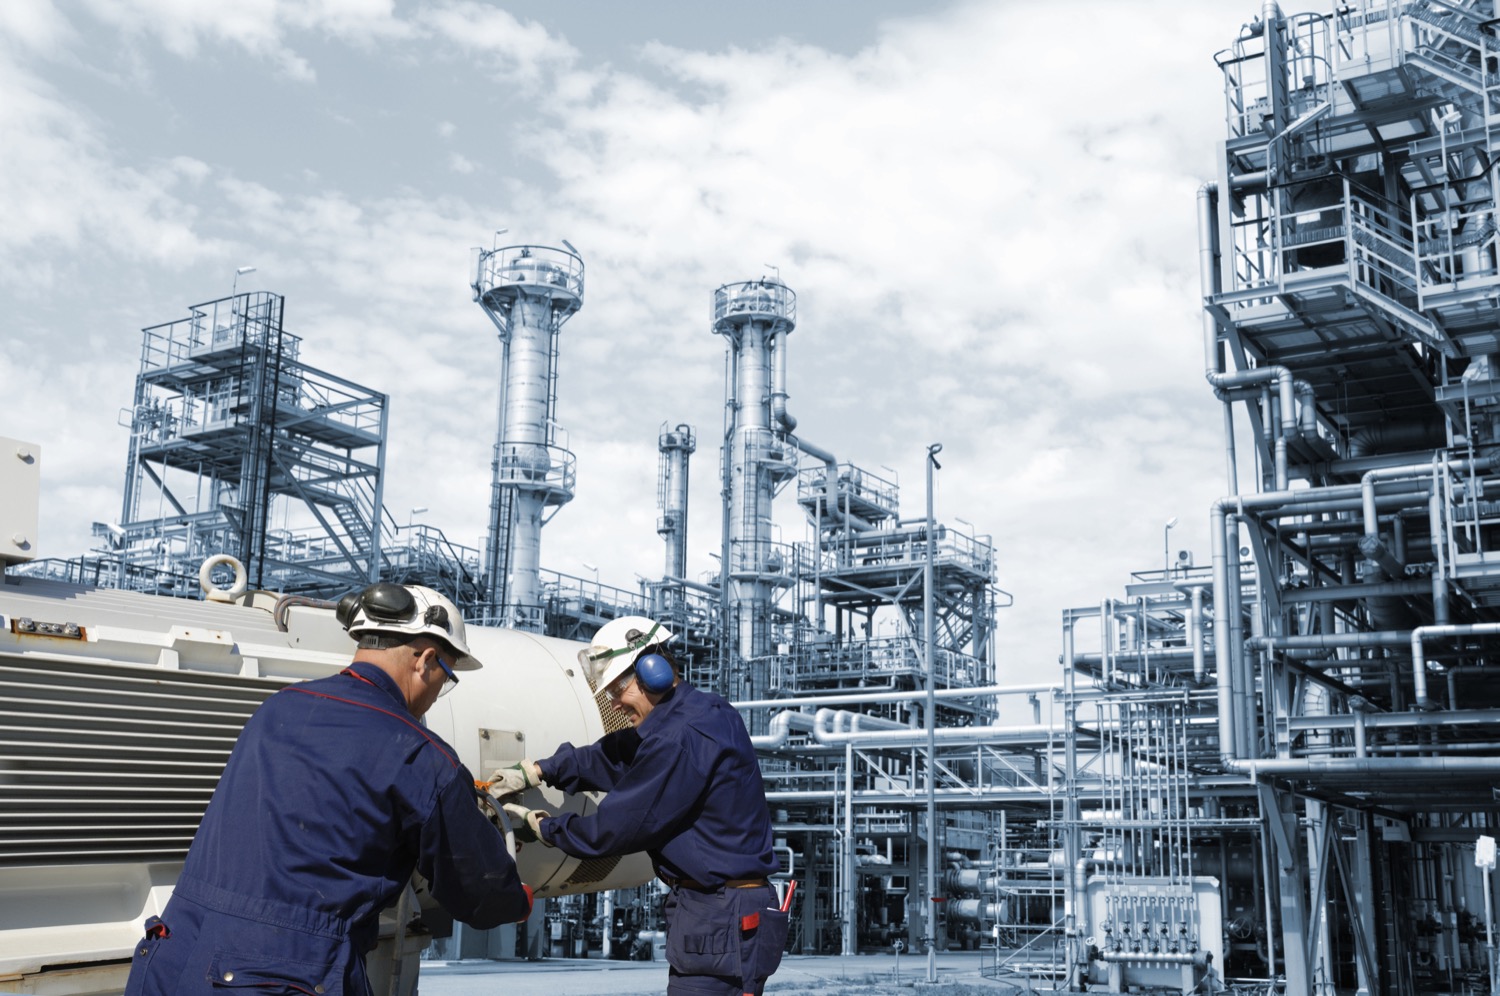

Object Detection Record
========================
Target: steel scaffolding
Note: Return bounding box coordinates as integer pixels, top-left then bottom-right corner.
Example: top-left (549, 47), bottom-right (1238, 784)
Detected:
top-left (111, 291), bottom-right (390, 595)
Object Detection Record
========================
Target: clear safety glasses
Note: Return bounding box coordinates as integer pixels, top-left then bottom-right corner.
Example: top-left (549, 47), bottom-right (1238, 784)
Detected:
top-left (434, 654), bottom-right (460, 698)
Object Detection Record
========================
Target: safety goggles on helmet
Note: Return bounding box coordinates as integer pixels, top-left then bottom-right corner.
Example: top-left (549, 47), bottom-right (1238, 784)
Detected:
top-left (578, 617), bottom-right (674, 692)
top-left (337, 582), bottom-right (483, 671)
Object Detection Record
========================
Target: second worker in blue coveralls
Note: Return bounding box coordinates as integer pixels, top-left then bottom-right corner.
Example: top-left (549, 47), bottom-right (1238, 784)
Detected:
top-left (126, 582), bottom-right (533, 996)
top-left (492, 616), bottom-right (788, 996)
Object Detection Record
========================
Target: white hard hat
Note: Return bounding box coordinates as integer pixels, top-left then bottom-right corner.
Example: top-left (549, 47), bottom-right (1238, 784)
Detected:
top-left (336, 582), bottom-right (482, 671)
top-left (579, 615), bottom-right (675, 691)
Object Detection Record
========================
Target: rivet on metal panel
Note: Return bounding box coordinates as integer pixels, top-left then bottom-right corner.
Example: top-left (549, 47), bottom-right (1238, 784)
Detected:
top-left (514, 731), bottom-right (523, 740)
top-left (480, 730), bottom-right (490, 740)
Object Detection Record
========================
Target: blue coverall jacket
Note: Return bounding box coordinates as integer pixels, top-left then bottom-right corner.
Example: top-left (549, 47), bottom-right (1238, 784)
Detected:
top-left (126, 661), bottom-right (531, 996)
top-left (537, 681), bottom-right (786, 994)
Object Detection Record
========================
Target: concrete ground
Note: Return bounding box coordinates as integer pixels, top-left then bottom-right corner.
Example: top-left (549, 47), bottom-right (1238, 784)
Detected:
top-left (420, 951), bottom-right (1055, 995)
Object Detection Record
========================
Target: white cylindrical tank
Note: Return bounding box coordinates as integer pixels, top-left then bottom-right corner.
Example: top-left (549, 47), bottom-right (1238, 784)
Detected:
top-left (424, 624), bottom-right (655, 896)
top-left (0, 574), bottom-right (650, 992)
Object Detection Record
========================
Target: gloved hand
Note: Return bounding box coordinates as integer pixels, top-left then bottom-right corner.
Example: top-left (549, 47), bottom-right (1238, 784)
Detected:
top-left (483, 760), bottom-right (540, 799)
top-left (502, 802), bottom-right (553, 846)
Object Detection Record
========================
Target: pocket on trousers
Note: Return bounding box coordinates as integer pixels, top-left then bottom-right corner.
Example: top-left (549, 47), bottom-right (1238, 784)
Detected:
top-left (665, 889), bottom-right (739, 977)
top-left (207, 950), bottom-right (338, 995)
top-left (740, 907), bottom-right (789, 983)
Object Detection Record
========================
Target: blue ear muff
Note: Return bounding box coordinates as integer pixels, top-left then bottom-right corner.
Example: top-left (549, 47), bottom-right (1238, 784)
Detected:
top-left (635, 653), bottom-right (675, 693)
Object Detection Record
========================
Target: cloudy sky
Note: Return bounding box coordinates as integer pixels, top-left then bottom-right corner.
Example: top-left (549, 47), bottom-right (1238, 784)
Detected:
top-left (1, 0), bottom-right (1265, 683)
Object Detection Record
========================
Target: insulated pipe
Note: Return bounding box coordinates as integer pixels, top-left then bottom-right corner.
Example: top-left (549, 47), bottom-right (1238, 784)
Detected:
top-left (788, 433), bottom-right (874, 533)
top-left (664, 574), bottom-right (718, 596)
top-left (810, 708), bottom-right (1066, 748)
top-left (1190, 586), bottom-right (1207, 684)
top-left (1359, 458), bottom-right (1491, 537)
top-left (1410, 624), bottom-right (1500, 710)
top-left (1211, 499), bottom-right (1237, 761)
top-left (1430, 486), bottom-right (1449, 625)
top-left (947, 899), bottom-right (1007, 924)
top-left (1234, 756), bottom-right (1500, 776)
top-left (1198, 181), bottom-right (1313, 491)
top-left (750, 709), bottom-right (818, 748)
top-left (733, 683), bottom-right (1044, 711)
top-left (770, 328), bottom-right (794, 432)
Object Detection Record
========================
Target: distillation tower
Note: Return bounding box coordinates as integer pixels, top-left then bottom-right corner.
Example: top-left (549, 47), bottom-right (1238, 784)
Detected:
top-left (472, 244), bottom-right (584, 630)
top-left (713, 279), bottom-right (801, 699)
top-left (657, 423), bottom-right (696, 587)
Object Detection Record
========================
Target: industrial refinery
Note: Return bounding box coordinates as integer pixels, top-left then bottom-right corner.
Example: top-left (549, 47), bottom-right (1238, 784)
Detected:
top-left (10, 1), bottom-right (1500, 994)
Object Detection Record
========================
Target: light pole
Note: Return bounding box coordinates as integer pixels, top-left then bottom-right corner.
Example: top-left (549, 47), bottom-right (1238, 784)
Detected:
top-left (232, 265), bottom-right (256, 296)
top-left (581, 561), bottom-right (599, 601)
top-left (408, 506), bottom-right (428, 532)
top-left (924, 442), bottom-right (942, 984)
top-left (1164, 516), bottom-right (1179, 578)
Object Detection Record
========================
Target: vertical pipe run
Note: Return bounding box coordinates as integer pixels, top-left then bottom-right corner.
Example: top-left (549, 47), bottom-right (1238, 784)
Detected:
top-left (924, 442), bottom-right (941, 984)
top-left (843, 740), bottom-right (855, 957)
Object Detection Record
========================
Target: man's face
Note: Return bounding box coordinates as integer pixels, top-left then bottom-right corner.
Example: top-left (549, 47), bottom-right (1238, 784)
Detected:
top-left (606, 671), bottom-right (655, 726)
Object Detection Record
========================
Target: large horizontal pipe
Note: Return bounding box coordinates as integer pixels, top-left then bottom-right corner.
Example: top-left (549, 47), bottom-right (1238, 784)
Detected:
top-left (764, 787), bottom-right (1055, 807)
top-left (733, 684), bottom-right (1058, 710)
top-left (662, 574), bottom-right (719, 595)
top-left (1279, 579), bottom-right (1429, 603)
top-left (812, 708), bottom-right (1063, 748)
top-left (750, 709), bottom-right (817, 748)
top-left (1234, 756), bottom-right (1500, 777)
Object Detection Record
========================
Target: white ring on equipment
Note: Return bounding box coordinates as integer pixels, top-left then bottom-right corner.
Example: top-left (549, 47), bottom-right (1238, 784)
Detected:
top-left (199, 554), bottom-right (249, 603)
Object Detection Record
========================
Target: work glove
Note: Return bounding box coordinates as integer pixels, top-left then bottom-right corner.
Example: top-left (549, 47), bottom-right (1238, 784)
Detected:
top-left (503, 802), bottom-right (553, 846)
top-left (482, 760), bottom-right (540, 799)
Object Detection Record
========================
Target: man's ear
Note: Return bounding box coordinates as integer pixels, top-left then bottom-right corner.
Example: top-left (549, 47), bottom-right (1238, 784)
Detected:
top-left (410, 642), bottom-right (437, 675)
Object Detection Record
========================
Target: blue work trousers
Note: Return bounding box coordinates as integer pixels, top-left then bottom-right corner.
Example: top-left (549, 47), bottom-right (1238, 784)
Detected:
top-left (664, 883), bottom-right (788, 996)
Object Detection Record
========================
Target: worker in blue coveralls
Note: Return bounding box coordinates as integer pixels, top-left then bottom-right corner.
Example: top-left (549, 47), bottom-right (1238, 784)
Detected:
top-left (490, 615), bottom-right (788, 996)
top-left (126, 582), bottom-right (533, 996)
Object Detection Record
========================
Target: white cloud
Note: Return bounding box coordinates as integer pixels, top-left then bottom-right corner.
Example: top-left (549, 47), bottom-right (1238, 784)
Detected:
top-left (0, 0), bottom-right (75, 55)
top-left (417, 2), bottom-right (578, 83)
top-left (0, 60), bottom-right (223, 290)
top-left (0, 0), bottom-right (1258, 679)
